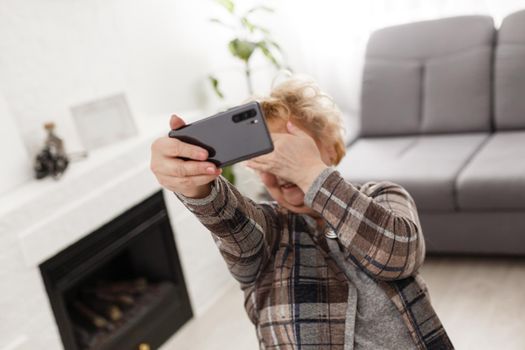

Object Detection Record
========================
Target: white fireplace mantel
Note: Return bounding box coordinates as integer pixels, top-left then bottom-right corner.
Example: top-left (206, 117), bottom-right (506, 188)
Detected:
top-left (1, 112), bottom-right (189, 266)
top-left (0, 110), bottom-right (241, 350)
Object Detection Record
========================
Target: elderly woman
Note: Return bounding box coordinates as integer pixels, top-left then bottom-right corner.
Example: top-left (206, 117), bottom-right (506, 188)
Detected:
top-left (150, 79), bottom-right (453, 349)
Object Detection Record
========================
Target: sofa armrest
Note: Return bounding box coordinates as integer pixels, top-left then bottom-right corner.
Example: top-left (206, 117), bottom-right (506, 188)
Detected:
top-left (341, 108), bottom-right (361, 147)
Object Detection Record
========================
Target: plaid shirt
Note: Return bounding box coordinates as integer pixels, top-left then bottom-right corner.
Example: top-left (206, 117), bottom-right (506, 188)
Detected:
top-left (176, 168), bottom-right (454, 349)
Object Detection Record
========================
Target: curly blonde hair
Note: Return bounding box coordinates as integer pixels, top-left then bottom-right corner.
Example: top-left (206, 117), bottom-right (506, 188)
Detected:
top-left (254, 78), bottom-right (346, 165)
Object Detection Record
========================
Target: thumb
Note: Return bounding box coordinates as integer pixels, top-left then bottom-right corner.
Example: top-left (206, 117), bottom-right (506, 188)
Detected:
top-left (170, 114), bottom-right (186, 130)
top-left (286, 121), bottom-right (308, 138)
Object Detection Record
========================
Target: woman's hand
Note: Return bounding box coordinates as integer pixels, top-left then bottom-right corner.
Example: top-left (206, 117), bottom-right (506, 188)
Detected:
top-left (246, 121), bottom-right (328, 193)
top-left (150, 115), bottom-right (222, 198)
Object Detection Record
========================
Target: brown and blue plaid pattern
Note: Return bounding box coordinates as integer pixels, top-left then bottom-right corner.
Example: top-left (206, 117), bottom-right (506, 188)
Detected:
top-left (176, 169), bottom-right (453, 349)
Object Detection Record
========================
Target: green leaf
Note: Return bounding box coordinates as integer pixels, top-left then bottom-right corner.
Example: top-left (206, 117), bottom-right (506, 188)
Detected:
top-left (209, 17), bottom-right (235, 30)
top-left (228, 39), bottom-right (256, 62)
top-left (257, 26), bottom-right (270, 35)
top-left (245, 6), bottom-right (274, 15)
top-left (257, 41), bottom-right (281, 69)
top-left (215, 0), bottom-right (235, 13)
top-left (267, 40), bottom-right (282, 51)
top-left (240, 16), bottom-right (269, 34)
top-left (241, 17), bottom-right (256, 33)
top-left (208, 75), bottom-right (224, 99)
top-left (221, 165), bottom-right (236, 184)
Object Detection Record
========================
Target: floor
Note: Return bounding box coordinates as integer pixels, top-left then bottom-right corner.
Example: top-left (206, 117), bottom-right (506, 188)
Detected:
top-left (163, 256), bottom-right (525, 350)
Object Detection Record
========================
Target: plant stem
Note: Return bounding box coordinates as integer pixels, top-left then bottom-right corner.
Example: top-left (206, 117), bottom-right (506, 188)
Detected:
top-left (244, 61), bottom-right (253, 95)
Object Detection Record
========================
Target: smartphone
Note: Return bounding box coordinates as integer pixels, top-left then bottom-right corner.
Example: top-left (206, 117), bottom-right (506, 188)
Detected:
top-left (168, 101), bottom-right (274, 167)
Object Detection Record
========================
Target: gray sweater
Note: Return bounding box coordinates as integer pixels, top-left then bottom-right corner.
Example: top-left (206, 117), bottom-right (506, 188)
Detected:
top-left (303, 215), bottom-right (417, 349)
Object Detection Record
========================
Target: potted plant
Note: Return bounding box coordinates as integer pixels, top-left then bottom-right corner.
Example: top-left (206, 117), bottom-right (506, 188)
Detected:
top-left (207, 0), bottom-right (290, 184)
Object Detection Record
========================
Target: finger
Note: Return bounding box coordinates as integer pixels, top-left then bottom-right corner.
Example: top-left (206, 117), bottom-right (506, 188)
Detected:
top-left (158, 137), bottom-right (208, 160)
top-left (246, 160), bottom-right (271, 173)
top-left (249, 153), bottom-right (273, 164)
top-left (170, 114), bottom-right (186, 130)
top-left (245, 159), bottom-right (262, 168)
top-left (160, 159), bottom-right (219, 177)
top-left (259, 171), bottom-right (278, 187)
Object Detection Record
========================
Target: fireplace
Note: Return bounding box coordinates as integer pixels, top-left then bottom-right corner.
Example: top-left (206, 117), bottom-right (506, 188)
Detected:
top-left (39, 191), bottom-right (193, 350)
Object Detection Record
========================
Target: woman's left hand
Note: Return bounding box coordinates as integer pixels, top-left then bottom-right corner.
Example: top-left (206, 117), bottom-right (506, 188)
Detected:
top-left (246, 121), bottom-right (328, 193)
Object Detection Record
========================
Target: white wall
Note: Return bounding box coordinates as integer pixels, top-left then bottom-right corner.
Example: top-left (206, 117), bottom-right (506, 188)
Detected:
top-left (0, 93), bottom-right (31, 195)
top-left (1, 0), bottom-right (525, 186)
top-left (0, 0), bottom-right (250, 155)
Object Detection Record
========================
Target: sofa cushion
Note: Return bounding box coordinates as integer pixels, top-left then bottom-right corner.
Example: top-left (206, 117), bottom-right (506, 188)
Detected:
top-left (422, 47), bottom-right (492, 133)
top-left (366, 16), bottom-right (494, 59)
top-left (337, 133), bottom-right (489, 212)
top-left (361, 59), bottom-right (421, 136)
top-left (361, 16), bottom-right (494, 137)
top-left (495, 10), bottom-right (525, 130)
top-left (457, 131), bottom-right (525, 210)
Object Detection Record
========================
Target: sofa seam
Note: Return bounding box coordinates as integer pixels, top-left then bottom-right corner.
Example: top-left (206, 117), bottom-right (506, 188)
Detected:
top-left (451, 134), bottom-right (493, 211)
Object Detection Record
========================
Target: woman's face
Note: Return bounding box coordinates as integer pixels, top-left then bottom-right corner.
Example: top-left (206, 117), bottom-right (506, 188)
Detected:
top-left (258, 120), bottom-right (335, 214)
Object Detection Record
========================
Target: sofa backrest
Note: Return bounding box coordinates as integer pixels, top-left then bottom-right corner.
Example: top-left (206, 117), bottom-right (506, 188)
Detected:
top-left (360, 16), bottom-right (495, 137)
top-left (495, 10), bottom-right (525, 130)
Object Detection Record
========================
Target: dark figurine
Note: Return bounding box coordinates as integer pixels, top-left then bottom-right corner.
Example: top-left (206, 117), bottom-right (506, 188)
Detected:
top-left (34, 122), bottom-right (69, 180)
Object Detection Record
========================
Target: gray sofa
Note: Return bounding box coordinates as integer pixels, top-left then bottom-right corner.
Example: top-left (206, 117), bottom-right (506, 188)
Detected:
top-left (337, 11), bottom-right (525, 255)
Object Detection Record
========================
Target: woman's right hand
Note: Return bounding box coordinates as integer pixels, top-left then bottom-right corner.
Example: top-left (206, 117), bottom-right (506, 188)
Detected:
top-left (150, 114), bottom-right (222, 198)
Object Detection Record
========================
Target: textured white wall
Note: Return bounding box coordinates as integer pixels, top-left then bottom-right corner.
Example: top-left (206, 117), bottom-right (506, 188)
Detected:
top-left (0, 93), bottom-right (31, 195)
top-left (0, 0), bottom-right (245, 155)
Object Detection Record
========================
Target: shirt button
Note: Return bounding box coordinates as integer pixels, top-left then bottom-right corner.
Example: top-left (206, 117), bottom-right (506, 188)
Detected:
top-left (324, 229), bottom-right (338, 239)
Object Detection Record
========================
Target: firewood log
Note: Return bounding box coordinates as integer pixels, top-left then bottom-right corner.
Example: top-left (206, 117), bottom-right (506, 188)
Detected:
top-left (72, 301), bottom-right (112, 330)
top-left (82, 296), bottom-right (123, 321)
top-left (85, 291), bottom-right (135, 307)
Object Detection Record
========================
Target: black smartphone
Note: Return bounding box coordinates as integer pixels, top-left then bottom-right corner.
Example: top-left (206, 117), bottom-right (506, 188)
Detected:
top-left (168, 101), bottom-right (274, 167)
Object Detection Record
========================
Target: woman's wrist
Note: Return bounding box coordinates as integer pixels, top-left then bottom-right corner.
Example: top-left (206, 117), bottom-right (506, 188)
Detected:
top-left (297, 163), bottom-right (329, 194)
top-left (178, 183), bottom-right (213, 199)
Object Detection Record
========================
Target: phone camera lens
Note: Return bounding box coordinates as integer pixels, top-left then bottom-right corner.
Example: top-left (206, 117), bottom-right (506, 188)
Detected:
top-left (232, 109), bottom-right (256, 123)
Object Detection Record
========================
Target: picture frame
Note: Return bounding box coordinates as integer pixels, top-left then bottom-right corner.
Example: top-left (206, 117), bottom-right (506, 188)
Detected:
top-left (71, 93), bottom-right (138, 151)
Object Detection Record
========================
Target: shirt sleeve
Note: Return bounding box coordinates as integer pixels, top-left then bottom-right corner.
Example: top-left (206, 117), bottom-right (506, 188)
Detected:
top-left (175, 176), bottom-right (281, 287)
top-left (304, 167), bottom-right (425, 281)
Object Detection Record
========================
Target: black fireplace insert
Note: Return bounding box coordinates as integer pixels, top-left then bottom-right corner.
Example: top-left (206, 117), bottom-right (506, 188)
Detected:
top-left (40, 191), bottom-right (193, 350)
